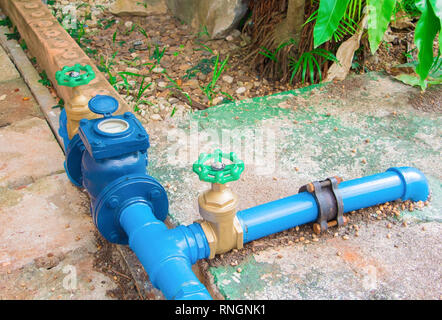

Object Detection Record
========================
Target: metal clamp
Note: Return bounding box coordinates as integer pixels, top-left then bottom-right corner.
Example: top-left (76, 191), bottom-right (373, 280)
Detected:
top-left (299, 176), bottom-right (344, 233)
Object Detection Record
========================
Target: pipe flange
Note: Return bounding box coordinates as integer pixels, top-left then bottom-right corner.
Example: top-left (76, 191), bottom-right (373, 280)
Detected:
top-left (299, 176), bottom-right (344, 233)
top-left (65, 134), bottom-right (85, 187)
top-left (92, 174), bottom-right (169, 244)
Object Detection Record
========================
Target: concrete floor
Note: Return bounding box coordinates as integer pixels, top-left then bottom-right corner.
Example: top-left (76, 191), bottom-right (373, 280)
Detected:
top-left (145, 72), bottom-right (442, 300)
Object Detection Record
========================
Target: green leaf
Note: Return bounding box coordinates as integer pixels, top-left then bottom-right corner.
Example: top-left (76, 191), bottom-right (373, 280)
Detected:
top-left (415, 0), bottom-right (440, 86)
top-left (394, 73), bottom-right (423, 87)
top-left (367, 0), bottom-right (397, 54)
top-left (428, 0), bottom-right (442, 49)
top-left (314, 0), bottom-right (350, 48)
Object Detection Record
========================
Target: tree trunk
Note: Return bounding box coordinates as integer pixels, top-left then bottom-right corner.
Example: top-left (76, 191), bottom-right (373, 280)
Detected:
top-left (274, 0), bottom-right (305, 45)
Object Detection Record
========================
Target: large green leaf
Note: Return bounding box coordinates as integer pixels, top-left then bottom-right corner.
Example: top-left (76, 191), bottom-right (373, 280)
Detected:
top-left (313, 0), bottom-right (350, 48)
top-left (429, 0), bottom-right (442, 49)
top-left (367, 0), bottom-right (397, 54)
top-left (415, 0), bottom-right (440, 87)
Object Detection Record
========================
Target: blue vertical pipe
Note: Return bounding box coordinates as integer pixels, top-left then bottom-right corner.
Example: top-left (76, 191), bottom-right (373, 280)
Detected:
top-left (119, 202), bottom-right (212, 300)
top-left (237, 167), bottom-right (429, 243)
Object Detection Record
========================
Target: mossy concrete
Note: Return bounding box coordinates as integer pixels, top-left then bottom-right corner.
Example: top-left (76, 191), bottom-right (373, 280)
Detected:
top-left (144, 72), bottom-right (442, 299)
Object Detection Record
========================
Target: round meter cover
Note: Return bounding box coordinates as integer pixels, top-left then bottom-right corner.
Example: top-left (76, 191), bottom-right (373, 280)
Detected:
top-left (97, 118), bottom-right (129, 134)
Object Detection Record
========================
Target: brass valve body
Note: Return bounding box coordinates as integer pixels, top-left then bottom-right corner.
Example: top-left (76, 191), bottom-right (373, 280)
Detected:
top-left (66, 87), bottom-right (97, 139)
top-left (198, 183), bottom-right (243, 259)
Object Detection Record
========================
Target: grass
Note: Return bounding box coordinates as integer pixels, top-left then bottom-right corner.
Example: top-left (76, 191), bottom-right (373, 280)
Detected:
top-left (200, 54), bottom-right (230, 104)
top-left (38, 71), bottom-right (52, 87)
top-left (150, 44), bottom-right (167, 65)
top-left (289, 48), bottom-right (339, 84)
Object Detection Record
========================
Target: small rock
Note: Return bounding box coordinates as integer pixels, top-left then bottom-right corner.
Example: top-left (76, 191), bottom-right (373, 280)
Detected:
top-left (222, 75), bottom-right (234, 84)
top-left (0, 94), bottom-right (6, 101)
top-left (236, 87), bottom-right (246, 94)
top-left (183, 79), bottom-right (199, 89)
top-left (152, 67), bottom-right (164, 73)
top-left (230, 29), bottom-right (242, 38)
top-left (212, 96), bottom-right (224, 105)
top-left (150, 114), bottom-right (163, 121)
top-left (125, 67), bottom-right (139, 74)
top-left (225, 35), bottom-right (234, 42)
top-left (342, 235), bottom-right (349, 240)
top-left (124, 21), bottom-right (133, 29)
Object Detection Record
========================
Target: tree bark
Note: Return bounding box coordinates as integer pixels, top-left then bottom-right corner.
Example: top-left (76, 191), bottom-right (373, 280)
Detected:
top-left (275, 0), bottom-right (305, 44)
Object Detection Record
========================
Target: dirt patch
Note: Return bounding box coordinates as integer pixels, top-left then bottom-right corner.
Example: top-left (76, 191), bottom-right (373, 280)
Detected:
top-left (92, 231), bottom-right (141, 300)
top-left (408, 86), bottom-right (442, 113)
top-left (324, 75), bottom-right (366, 99)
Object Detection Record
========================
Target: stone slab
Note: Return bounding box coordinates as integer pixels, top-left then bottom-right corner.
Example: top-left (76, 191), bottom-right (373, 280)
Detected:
top-left (0, 174), bottom-right (93, 272)
top-left (0, 44), bottom-right (20, 82)
top-left (0, 79), bottom-right (43, 128)
top-left (0, 117), bottom-right (64, 188)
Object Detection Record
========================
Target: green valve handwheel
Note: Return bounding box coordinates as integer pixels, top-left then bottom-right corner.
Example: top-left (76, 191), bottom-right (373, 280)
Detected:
top-left (193, 149), bottom-right (244, 184)
top-left (55, 64), bottom-right (96, 87)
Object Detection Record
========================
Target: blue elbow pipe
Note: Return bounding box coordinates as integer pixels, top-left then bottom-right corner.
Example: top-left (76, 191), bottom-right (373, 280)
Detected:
top-left (237, 167), bottom-right (430, 243)
top-left (119, 202), bottom-right (211, 300)
top-left (62, 95), bottom-right (213, 300)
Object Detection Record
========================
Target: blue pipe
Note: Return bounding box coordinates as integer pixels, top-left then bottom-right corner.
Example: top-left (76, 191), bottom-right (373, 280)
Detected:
top-left (119, 202), bottom-right (212, 300)
top-left (237, 167), bottom-right (429, 243)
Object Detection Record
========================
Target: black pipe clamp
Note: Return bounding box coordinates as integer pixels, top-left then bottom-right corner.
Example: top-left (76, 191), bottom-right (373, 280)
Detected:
top-left (299, 176), bottom-right (344, 232)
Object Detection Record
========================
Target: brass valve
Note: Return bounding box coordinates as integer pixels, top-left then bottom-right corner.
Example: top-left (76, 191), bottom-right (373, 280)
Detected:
top-left (193, 150), bottom-right (244, 259)
top-left (56, 64), bottom-right (97, 139)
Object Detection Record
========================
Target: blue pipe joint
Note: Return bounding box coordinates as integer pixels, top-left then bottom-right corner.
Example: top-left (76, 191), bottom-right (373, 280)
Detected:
top-left (119, 202), bottom-right (211, 300)
top-left (92, 174), bottom-right (168, 244)
top-left (339, 166), bottom-right (430, 213)
top-left (387, 167), bottom-right (430, 202)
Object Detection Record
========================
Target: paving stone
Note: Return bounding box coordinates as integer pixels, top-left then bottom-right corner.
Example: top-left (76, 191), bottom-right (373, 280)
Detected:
top-left (0, 246), bottom-right (117, 300)
top-left (0, 117), bottom-right (64, 188)
top-left (0, 174), bottom-right (95, 272)
top-left (0, 45), bottom-right (20, 82)
top-left (0, 79), bottom-right (43, 128)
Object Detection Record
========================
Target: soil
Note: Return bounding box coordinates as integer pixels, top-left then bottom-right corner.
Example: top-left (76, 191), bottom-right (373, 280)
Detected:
top-left (93, 231), bottom-right (141, 300)
top-left (408, 86), bottom-right (442, 113)
top-left (81, 12), bottom-right (293, 121)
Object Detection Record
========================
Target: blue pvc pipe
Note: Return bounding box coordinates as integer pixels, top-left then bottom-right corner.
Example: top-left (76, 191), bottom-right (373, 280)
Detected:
top-left (119, 202), bottom-right (212, 300)
top-left (237, 192), bottom-right (318, 243)
top-left (237, 167), bottom-right (429, 243)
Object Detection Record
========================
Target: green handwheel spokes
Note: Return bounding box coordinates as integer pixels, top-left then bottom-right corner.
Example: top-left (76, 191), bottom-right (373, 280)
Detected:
top-left (55, 64), bottom-right (96, 87)
top-left (193, 149), bottom-right (244, 184)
